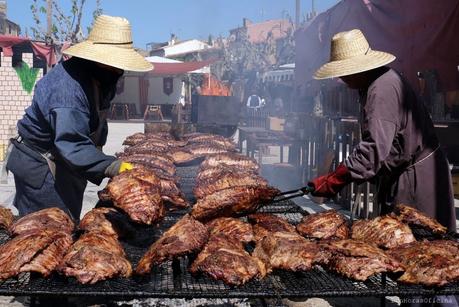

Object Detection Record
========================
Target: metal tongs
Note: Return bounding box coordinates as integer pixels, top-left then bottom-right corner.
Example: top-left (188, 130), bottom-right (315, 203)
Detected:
top-left (272, 186), bottom-right (315, 203)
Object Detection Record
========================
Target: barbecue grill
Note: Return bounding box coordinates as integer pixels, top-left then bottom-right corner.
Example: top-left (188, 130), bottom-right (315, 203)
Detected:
top-left (0, 165), bottom-right (458, 302)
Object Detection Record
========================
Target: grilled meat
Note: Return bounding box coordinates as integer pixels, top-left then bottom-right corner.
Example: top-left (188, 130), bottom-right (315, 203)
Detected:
top-left (253, 231), bottom-right (330, 274)
top-left (191, 186), bottom-right (280, 222)
top-left (196, 165), bottom-right (258, 185)
top-left (200, 153), bottom-right (260, 171)
top-left (79, 207), bottom-right (128, 238)
top-left (296, 210), bottom-right (349, 240)
top-left (389, 240), bottom-right (459, 286)
top-left (136, 215), bottom-right (209, 275)
top-left (351, 215), bottom-right (415, 249)
top-left (122, 132), bottom-right (147, 146)
top-left (159, 179), bottom-right (189, 209)
top-left (323, 239), bottom-right (404, 281)
top-left (188, 144), bottom-right (234, 157)
top-left (117, 152), bottom-right (175, 166)
top-left (392, 204), bottom-right (447, 234)
top-left (206, 217), bottom-right (254, 243)
top-left (247, 213), bottom-right (297, 241)
top-left (0, 230), bottom-right (72, 279)
top-left (194, 172), bottom-right (268, 199)
top-left (0, 207), bottom-right (13, 230)
top-left (190, 234), bottom-right (266, 285)
top-left (61, 232), bottom-right (132, 284)
top-left (10, 207), bottom-right (74, 236)
top-left (124, 139), bottom-right (170, 152)
top-left (119, 154), bottom-right (176, 176)
top-left (106, 169), bottom-right (165, 225)
top-left (170, 148), bottom-right (196, 164)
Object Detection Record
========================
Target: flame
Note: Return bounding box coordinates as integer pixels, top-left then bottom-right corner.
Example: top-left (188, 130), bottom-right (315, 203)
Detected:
top-left (200, 74), bottom-right (231, 96)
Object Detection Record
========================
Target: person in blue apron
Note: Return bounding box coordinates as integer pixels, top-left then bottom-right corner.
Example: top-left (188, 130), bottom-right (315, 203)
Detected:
top-left (5, 15), bottom-right (153, 220)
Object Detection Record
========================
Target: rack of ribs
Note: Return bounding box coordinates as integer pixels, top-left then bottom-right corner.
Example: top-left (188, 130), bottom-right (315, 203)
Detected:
top-left (296, 210), bottom-right (349, 240)
top-left (200, 153), bottom-right (260, 171)
top-left (10, 207), bottom-right (74, 236)
top-left (247, 213), bottom-right (297, 242)
top-left (389, 240), bottom-right (459, 286)
top-left (0, 207), bottom-right (13, 231)
top-left (191, 186), bottom-right (280, 222)
top-left (119, 154), bottom-right (176, 176)
top-left (183, 133), bottom-right (236, 150)
top-left (392, 204), bottom-right (447, 234)
top-left (136, 215), bottom-right (209, 275)
top-left (351, 215), bottom-right (416, 249)
top-left (79, 207), bottom-right (130, 238)
top-left (190, 234), bottom-right (266, 286)
top-left (188, 144), bottom-right (235, 157)
top-left (323, 239), bottom-right (404, 281)
top-left (60, 232), bottom-right (132, 284)
top-left (206, 217), bottom-right (254, 243)
top-left (196, 165), bottom-right (259, 185)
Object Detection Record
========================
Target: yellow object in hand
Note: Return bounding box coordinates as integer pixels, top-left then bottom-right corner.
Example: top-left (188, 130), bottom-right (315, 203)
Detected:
top-left (119, 162), bottom-right (134, 173)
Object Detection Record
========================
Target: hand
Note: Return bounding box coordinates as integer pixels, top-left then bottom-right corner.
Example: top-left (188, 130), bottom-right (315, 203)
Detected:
top-left (119, 162), bottom-right (133, 173)
top-left (307, 163), bottom-right (351, 198)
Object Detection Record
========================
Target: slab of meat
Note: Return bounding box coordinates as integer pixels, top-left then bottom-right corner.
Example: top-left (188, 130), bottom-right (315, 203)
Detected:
top-left (79, 207), bottom-right (128, 238)
top-left (10, 207), bottom-right (74, 236)
top-left (200, 153), bottom-right (260, 171)
top-left (191, 186), bottom-right (280, 222)
top-left (253, 231), bottom-right (330, 274)
top-left (0, 207), bottom-right (13, 231)
top-left (190, 234), bottom-right (266, 286)
top-left (389, 240), bottom-right (459, 286)
top-left (119, 154), bottom-right (176, 176)
top-left (247, 213), bottom-right (297, 242)
top-left (117, 152), bottom-right (175, 166)
top-left (122, 132), bottom-right (147, 146)
top-left (106, 169), bottom-right (165, 225)
top-left (392, 204), bottom-right (447, 235)
top-left (60, 232), bottom-right (132, 284)
top-left (206, 217), bottom-right (254, 243)
top-left (0, 230), bottom-right (72, 279)
top-left (351, 215), bottom-right (415, 249)
top-left (159, 179), bottom-right (189, 209)
top-left (124, 139), bottom-right (170, 152)
top-left (188, 144), bottom-right (234, 157)
top-left (136, 215), bottom-right (209, 275)
top-left (194, 172), bottom-right (268, 199)
top-left (185, 134), bottom-right (236, 150)
top-left (296, 210), bottom-right (349, 241)
top-left (196, 165), bottom-right (258, 185)
top-left (323, 239), bottom-right (404, 281)
top-left (170, 148), bottom-right (196, 164)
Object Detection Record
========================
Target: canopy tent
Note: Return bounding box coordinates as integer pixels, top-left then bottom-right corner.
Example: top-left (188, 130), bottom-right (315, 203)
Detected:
top-left (295, 0), bottom-right (459, 92)
top-left (146, 58), bottom-right (216, 76)
top-left (0, 35), bottom-right (56, 66)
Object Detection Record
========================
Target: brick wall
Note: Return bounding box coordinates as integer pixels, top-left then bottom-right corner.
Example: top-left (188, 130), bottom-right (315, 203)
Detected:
top-left (0, 52), bottom-right (43, 160)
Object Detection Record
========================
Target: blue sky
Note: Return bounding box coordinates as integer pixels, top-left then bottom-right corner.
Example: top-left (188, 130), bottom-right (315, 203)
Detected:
top-left (8, 0), bottom-right (339, 49)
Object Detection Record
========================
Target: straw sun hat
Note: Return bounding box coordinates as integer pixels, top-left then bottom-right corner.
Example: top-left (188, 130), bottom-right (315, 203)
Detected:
top-left (63, 15), bottom-right (153, 72)
top-left (314, 29), bottom-right (395, 80)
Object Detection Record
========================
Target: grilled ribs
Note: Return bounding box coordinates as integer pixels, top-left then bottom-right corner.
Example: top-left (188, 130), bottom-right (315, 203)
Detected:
top-left (191, 185), bottom-right (280, 222)
top-left (247, 213), bottom-right (297, 242)
top-left (10, 207), bottom-right (74, 236)
top-left (185, 133), bottom-right (236, 150)
top-left (190, 234), bottom-right (266, 285)
top-left (200, 153), bottom-right (260, 171)
top-left (0, 207), bottom-right (13, 230)
top-left (119, 154), bottom-right (176, 176)
top-left (196, 165), bottom-right (258, 185)
top-left (323, 239), bottom-right (403, 281)
top-left (253, 231), bottom-right (329, 274)
top-left (206, 217), bottom-right (254, 243)
top-left (351, 215), bottom-right (415, 249)
top-left (389, 240), bottom-right (459, 286)
top-left (296, 210), bottom-right (349, 240)
top-left (136, 215), bottom-right (209, 275)
top-left (79, 207), bottom-right (128, 238)
top-left (61, 232), bottom-right (132, 284)
top-left (188, 144), bottom-right (234, 157)
top-left (106, 169), bottom-right (165, 225)
top-left (392, 204), bottom-right (447, 234)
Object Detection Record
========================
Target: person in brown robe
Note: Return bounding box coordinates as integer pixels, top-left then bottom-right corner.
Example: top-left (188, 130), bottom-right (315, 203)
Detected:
top-left (307, 29), bottom-right (456, 232)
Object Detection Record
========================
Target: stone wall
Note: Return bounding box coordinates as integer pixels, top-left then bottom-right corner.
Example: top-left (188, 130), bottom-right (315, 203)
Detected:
top-left (0, 52), bottom-right (43, 160)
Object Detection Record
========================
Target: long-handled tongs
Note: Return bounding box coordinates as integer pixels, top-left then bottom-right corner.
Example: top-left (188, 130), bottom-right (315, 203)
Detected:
top-left (272, 186), bottom-right (315, 203)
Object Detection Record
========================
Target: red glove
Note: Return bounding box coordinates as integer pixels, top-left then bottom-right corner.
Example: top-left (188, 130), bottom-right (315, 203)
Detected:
top-left (308, 163), bottom-right (351, 198)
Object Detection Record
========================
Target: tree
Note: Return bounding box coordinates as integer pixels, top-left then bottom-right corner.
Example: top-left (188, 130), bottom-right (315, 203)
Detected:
top-left (30, 0), bottom-right (102, 43)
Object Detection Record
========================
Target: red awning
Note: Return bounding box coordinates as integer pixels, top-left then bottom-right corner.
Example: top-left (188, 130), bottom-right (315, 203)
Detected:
top-left (148, 58), bottom-right (217, 76)
top-left (0, 34), bottom-right (57, 66)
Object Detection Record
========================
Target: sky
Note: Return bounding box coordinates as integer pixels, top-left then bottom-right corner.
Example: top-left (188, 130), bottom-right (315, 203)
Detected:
top-left (8, 0), bottom-right (340, 49)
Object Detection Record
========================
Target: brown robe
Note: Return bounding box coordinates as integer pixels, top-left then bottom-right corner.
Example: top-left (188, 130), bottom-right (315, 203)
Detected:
top-left (344, 68), bottom-right (456, 231)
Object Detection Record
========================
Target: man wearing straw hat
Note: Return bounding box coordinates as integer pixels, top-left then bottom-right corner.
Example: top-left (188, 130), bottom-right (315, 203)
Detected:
top-left (306, 29), bottom-right (456, 231)
top-left (6, 15), bottom-right (152, 220)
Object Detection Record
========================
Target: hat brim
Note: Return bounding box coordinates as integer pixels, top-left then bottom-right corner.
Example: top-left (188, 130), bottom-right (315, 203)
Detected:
top-left (313, 50), bottom-right (396, 80)
top-left (63, 41), bottom-right (153, 72)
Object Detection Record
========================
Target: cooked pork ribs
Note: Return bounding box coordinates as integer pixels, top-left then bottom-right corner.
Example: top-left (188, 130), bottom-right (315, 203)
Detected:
top-left (106, 169), bottom-right (165, 225)
top-left (323, 239), bottom-right (404, 281)
top-left (159, 179), bottom-right (189, 209)
top-left (253, 231), bottom-right (329, 274)
top-left (60, 232), bottom-right (132, 284)
top-left (79, 207), bottom-right (128, 238)
top-left (196, 165), bottom-right (258, 185)
top-left (200, 153), bottom-right (260, 171)
top-left (351, 215), bottom-right (416, 249)
top-left (10, 207), bottom-right (74, 236)
top-left (190, 234), bottom-right (266, 286)
top-left (136, 215), bottom-right (209, 275)
top-left (296, 210), bottom-right (349, 240)
top-left (247, 213), bottom-right (297, 242)
top-left (392, 204), bottom-right (447, 234)
top-left (193, 172), bottom-right (268, 199)
top-left (206, 217), bottom-right (254, 243)
top-left (119, 154), bottom-right (176, 176)
top-left (389, 240), bottom-right (459, 286)
top-left (0, 230), bottom-right (72, 279)
top-left (188, 144), bottom-right (233, 157)
top-left (191, 186), bottom-right (280, 222)
top-left (185, 133), bottom-right (236, 151)
top-left (0, 207), bottom-right (13, 230)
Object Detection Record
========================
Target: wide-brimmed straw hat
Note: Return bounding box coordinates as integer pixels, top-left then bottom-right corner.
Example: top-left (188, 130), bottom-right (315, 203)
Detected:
top-left (314, 29), bottom-right (395, 80)
top-left (63, 15), bottom-right (153, 72)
